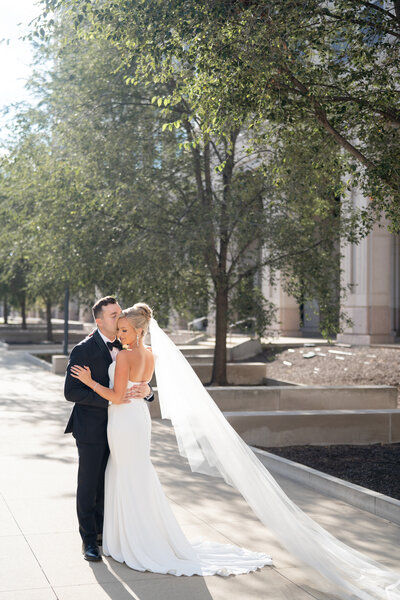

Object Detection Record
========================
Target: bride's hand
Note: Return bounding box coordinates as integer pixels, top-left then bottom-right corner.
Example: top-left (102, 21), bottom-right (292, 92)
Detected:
top-left (70, 365), bottom-right (93, 387)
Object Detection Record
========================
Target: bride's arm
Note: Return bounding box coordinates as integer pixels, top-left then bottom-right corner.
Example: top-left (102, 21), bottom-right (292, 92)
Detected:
top-left (70, 352), bottom-right (130, 405)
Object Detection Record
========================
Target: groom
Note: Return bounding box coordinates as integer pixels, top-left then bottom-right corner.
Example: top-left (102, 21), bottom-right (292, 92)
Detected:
top-left (64, 296), bottom-right (153, 562)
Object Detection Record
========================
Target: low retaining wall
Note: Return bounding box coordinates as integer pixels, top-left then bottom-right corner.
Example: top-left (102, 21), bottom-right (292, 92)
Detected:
top-left (50, 357), bottom-right (267, 383)
top-left (204, 385), bottom-right (397, 410)
top-left (185, 363), bottom-right (267, 385)
top-left (147, 385), bottom-right (397, 418)
top-left (225, 409), bottom-right (400, 447)
top-left (52, 355), bottom-right (69, 373)
top-left (1, 330), bottom-right (84, 344)
top-left (229, 339), bottom-right (262, 361)
top-left (252, 447), bottom-right (400, 525)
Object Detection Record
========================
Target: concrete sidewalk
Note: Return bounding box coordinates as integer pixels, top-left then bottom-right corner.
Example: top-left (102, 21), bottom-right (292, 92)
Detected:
top-left (0, 350), bottom-right (399, 600)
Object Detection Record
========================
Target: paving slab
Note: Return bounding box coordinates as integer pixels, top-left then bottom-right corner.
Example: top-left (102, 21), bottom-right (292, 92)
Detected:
top-left (0, 535), bottom-right (51, 592)
top-left (0, 590), bottom-right (57, 600)
top-left (0, 349), bottom-right (399, 600)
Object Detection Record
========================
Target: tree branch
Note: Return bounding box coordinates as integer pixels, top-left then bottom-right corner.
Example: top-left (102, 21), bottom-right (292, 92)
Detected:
top-left (319, 6), bottom-right (400, 38)
top-left (353, 0), bottom-right (399, 23)
top-left (316, 93), bottom-right (400, 127)
top-left (280, 67), bottom-right (377, 170)
top-left (395, 0), bottom-right (400, 21)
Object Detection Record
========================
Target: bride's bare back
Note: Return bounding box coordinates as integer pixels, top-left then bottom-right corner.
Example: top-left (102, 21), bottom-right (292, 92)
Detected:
top-left (125, 346), bottom-right (154, 383)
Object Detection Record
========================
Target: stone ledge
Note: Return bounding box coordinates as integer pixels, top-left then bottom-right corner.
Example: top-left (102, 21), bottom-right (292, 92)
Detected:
top-left (230, 338), bottom-right (263, 361)
top-left (186, 363), bottom-right (267, 385)
top-left (24, 352), bottom-right (52, 372)
top-left (149, 363), bottom-right (267, 386)
top-left (39, 355), bottom-right (266, 382)
top-left (51, 354), bottom-right (69, 374)
top-left (148, 388), bottom-right (397, 418)
top-left (252, 446), bottom-right (400, 525)
top-left (225, 409), bottom-right (400, 446)
top-left (205, 385), bottom-right (397, 410)
top-left (0, 330), bottom-right (84, 344)
top-left (179, 346), bottom-right (215, 356)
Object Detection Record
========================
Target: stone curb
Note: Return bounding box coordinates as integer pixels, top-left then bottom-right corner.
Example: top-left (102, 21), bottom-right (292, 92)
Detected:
top-left (251, 446), bottom-right (400, 525)
top-left (24, 351), bottom-right (52, 372)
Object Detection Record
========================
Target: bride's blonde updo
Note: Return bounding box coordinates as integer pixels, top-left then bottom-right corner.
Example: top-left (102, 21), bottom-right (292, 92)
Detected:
top-left (118, 302), bottom-right (153, 336)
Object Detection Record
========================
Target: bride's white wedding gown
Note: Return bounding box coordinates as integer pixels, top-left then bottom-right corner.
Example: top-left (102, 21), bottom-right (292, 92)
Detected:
top-left (102, 361), bottom-right (272, 576)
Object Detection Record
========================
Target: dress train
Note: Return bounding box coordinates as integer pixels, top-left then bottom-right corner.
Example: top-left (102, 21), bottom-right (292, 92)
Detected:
top-left (148, 318), bottom-right (400, 600)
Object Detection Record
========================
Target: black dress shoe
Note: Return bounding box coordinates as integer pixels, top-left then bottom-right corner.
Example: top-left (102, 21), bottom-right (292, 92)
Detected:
top-left (82, 542), bottom-right (102, 562)
top-left (96, 533), bottom-right (102, 546)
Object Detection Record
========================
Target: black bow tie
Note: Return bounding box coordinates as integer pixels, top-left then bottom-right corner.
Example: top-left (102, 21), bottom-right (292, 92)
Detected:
top-left (107, 339), bottom-right (123, 351)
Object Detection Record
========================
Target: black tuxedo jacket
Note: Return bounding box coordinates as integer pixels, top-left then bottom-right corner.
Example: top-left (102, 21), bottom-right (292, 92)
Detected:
top-left (64, 330), bottom-right (112, 443)
top-left (64, 329), bottom-right (155, 443)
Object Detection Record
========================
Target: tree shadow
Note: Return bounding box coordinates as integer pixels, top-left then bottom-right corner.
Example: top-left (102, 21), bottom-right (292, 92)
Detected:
top-left (88, 557), bottom-right (215, 600)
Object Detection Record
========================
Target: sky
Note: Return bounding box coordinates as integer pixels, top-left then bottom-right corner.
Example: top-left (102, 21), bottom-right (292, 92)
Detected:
top-left (0, 0), bottom-right (43, 141)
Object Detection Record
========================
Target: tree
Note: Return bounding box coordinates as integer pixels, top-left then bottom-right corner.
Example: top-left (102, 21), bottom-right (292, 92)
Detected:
top-left (58, 0), bottom-right (399, 231)
top-left (30, 4), bottom-right (275, 382)
top-left (0, 108), bottom-right (106, 338)
top-left (24, 0), bottom-right (364, 383)
top-left (1, 14), bottom-right (194, 332)
top-left (0, 149), bottom-right (34, 331)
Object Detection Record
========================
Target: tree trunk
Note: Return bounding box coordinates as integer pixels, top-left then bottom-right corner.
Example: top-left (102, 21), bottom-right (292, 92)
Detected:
top-left (210, 133), bottom-right (237, 385)
top-left (45, 298), bottom-right (53, 342)
top-left (20, 294), bottom-right (27, 330)
top-left (183, 122), bottom-right (239, 385)
top-left (211, 282), bottom-right (228, 385)
top-left (3, 297), bottom-right (8, 325)
top-left (394, 0), bottom-right (400, 21)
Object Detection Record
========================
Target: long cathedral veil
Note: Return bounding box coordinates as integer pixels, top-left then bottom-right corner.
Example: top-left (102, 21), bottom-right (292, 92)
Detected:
top-left (149, 318), bottom-right (400, 600)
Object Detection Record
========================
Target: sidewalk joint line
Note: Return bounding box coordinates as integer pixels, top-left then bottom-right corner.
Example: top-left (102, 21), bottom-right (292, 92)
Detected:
top-left (273, 567), bottom-right (332, 599)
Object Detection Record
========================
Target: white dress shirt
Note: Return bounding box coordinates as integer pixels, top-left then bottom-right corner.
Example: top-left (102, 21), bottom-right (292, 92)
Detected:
top-left (98, 329), bottom-right (119, 362)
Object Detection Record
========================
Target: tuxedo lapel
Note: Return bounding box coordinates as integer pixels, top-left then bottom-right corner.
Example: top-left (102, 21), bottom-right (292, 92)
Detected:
top-left (93, 329), bottom-right (113, 366)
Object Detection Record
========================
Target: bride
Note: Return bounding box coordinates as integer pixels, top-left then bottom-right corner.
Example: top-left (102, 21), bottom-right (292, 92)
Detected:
top-left (70, 303), bottom-right (271, 576)
top-left (71, 303), bottom-right (400, 598)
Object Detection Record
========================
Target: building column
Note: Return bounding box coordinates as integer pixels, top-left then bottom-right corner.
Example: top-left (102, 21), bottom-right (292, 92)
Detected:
top-left (337, 195), bottom-right (396, 344)
top-left (261, 270), bottom-right (301, 337)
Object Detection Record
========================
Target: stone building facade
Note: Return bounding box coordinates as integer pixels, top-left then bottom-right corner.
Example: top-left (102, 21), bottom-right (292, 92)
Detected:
top-left (264, 190), bottom-right (400, 344)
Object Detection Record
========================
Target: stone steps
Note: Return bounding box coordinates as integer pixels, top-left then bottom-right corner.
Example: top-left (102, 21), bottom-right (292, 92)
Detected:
top-left (185, 355), bottom-right (217, 364)
top-left (178, 338), bottom-right (262, 361)
top-left (178, 346), bottom-right (215, 357)
top-left (148, 384), bottom-right (399, 447)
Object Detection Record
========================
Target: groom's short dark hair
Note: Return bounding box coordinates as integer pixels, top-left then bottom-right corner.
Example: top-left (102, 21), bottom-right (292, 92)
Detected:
top-left (92, 296), bottom-right (118, 320)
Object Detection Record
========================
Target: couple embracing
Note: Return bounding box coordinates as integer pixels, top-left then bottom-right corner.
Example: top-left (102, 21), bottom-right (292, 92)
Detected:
top-left (64, 296), bottom-right (269, 575)
top-left (64, 296), bottom-right (400, 597)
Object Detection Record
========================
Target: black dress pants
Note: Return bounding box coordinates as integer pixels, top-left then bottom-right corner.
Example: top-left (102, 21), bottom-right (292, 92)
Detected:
top-left (75, 440), bottom-right (110, 545)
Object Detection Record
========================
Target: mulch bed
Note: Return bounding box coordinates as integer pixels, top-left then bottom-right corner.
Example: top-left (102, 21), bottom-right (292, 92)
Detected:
top-left (257, 443), bottom-right (400, 500)
top-left (258, 344), bottom-right (400, 406)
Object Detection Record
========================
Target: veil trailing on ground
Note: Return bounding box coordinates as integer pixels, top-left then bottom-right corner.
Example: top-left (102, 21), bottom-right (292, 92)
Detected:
top-left (149, 318), bottom-right (400, 600)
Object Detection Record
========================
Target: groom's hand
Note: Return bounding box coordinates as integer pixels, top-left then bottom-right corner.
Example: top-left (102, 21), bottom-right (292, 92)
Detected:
top-left (124, 383), bottom-right (151, 401)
